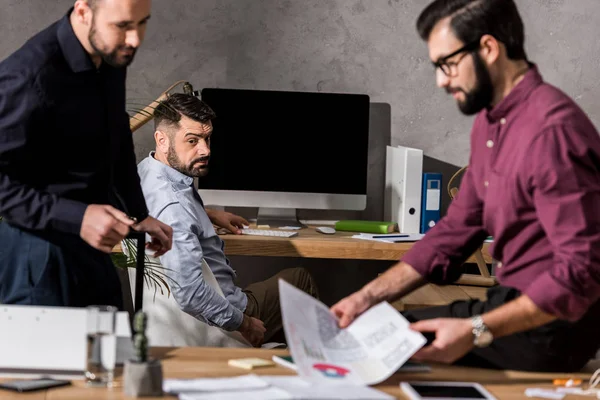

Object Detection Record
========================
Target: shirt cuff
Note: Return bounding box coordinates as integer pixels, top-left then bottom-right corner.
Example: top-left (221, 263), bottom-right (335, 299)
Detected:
top-left (51, 198), bottom-right (88, 235)
top-left (401, 241), bottom-right (436, 276)
top-left (525, 271), bottom-right (591, 322)
top-left (220, 306), bottom-right (244, 332)
top-left (401, 240), bottom-right (463, 284)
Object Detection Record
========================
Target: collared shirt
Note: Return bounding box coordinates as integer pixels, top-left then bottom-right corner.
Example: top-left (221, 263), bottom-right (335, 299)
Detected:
top-left (403, 65), bottom-right (600, 322)
top-left (0, 9), bottom-right (147, 239)
top-left (137, 153), bottom-right (246, 331)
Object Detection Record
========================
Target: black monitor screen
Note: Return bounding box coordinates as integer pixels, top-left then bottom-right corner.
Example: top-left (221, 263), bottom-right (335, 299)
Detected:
top-left (198, 88), bottom-right (370, 195)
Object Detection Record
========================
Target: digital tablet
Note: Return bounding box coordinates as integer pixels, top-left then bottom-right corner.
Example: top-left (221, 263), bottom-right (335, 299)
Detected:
top-left (400, 381), bottom-right (497, 400)
top-left (0, 379), bottom-right (71, 393)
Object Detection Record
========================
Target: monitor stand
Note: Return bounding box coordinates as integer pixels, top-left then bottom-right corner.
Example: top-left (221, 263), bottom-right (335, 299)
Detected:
top-left (256, 207), bottom-right (305, 229)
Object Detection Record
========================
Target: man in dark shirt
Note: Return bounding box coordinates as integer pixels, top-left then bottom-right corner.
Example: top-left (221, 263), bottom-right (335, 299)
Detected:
top-left (332, 0), bottom-right (600, 372)
top-left (0, 0), bottom-right (172, 308)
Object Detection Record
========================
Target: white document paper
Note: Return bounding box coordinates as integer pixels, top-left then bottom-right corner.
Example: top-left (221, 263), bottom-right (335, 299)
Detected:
top-left (278, 279), bottom-right (426, 386)
top-left (261, 376), bottom-right (394, 399)
top-left (163, 374), bottom-right (269, 394)
top-left (179, 387), bottom-right (292, 400)
top-left (169, 375), bottom-right (392, 400)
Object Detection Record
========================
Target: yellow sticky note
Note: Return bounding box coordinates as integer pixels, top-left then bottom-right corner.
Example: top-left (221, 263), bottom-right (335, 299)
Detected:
top-left (228, 357), bottom-right (275, 370)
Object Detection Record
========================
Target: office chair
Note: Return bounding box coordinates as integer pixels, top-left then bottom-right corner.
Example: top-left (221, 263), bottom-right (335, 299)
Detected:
top-left (448, 166), bottom-right (497, 287)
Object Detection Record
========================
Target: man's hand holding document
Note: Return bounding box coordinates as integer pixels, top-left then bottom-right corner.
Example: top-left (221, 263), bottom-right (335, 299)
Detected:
top-left (278, 279), bottom-right (426, 386)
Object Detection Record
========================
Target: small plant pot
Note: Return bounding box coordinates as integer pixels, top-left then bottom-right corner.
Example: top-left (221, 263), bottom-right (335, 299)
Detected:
top-left (123, 358), bottom-right (163, 397)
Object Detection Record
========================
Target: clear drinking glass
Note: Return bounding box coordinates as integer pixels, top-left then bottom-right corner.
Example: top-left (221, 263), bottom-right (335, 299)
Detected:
top-left (86, 305), bottom-right (118, 387)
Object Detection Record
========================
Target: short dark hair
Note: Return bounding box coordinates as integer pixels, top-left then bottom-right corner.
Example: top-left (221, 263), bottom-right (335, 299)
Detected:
top-left (416, 0), bottom-right (527, 61)
top-left (153, 93), bottom-right (216, 130)
top-left (87, 0), bottom-right (100, 10)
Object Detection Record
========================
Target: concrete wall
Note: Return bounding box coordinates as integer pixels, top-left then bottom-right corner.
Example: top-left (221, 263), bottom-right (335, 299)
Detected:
top-left (2, 0), bottom-right (600, 304)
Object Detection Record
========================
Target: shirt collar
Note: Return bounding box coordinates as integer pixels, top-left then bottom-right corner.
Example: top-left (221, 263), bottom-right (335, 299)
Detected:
top-left (147, 151), bottom-right (194, 187)
top-left (57, 8), bottom-right (96, 73)
top-left (486, 63), bottom-right (544, 122)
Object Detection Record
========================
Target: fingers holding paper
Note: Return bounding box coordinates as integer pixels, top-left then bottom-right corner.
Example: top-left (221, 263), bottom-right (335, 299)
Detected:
top-left (409, 318), bottom-right (474, 364)
top-left (330, 290), bottom-right (373, 328)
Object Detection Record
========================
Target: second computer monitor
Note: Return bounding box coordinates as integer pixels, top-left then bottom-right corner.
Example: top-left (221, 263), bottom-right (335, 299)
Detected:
top-left (198, 87), bottom-right (370, 227)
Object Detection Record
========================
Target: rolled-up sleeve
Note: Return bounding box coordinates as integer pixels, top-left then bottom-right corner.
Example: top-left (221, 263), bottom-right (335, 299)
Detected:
top-left (157, 205), bottom-right (244, 331)
top-left (525, 125), bottom-right (600, 321)
top-left (401, 160), bottom-right (488, 284)
top-left (0, 68), bottom-right (87, 234)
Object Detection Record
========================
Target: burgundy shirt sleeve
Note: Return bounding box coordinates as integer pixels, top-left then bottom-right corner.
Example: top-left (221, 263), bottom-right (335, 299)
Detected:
top-left (401, 160), bottom-right (488, 284)
top-left (524, 124), bottom-right (600, 322)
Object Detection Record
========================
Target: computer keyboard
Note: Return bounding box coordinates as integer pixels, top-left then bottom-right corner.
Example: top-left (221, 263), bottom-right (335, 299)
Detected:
top-left (240, 228), bottom-right (298, 238)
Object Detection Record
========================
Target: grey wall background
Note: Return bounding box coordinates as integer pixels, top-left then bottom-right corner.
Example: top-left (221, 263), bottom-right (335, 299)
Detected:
top-left (2, 0), bottom-right (600, 304)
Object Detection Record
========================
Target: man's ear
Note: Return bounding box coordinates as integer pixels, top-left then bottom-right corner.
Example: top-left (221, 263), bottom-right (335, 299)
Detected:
top-left (479, 34), bottom-right (500, 66)
top-left (155, 130), bottom-right (170, 154)
top-left (73, 0), bottom-right (93, 26)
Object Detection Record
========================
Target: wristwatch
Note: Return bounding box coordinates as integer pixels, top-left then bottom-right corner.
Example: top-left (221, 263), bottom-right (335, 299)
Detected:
top-left (471, 315), bottom-right (493, 347)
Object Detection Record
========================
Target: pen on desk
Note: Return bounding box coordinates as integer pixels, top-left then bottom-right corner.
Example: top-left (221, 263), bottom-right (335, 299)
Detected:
top-left (372, 234), bottom-right (410, 239)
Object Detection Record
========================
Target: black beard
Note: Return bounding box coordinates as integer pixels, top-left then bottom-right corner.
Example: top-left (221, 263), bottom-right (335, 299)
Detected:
top-left (455, 53), bottom-right (494, 115)
top-left (88, 24), bottom-right (136, 68)
top-left (167, 146), bottom-right (210, 178)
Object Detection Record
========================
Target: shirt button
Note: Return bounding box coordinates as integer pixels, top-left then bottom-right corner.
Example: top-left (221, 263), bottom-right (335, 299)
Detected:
top-left (484, 181), bottom-right (489, 187)
top-left (486, 140), bottom-right (494, 148)
top-left (497, 262), bottom-right (503, 268)
top-left (500, 118), bottom-right (507, 125)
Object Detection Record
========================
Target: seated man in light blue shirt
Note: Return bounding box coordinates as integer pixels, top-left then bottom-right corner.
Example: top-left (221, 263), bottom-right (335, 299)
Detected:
top-left (137, 93), bottom-right (319, 347)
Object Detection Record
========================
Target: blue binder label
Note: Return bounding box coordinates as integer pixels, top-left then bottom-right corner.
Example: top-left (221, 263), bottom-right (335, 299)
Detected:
top-left (420, 173), bottom-right (442, 233)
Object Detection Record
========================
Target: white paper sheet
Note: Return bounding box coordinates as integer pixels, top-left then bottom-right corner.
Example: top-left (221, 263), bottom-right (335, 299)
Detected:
top-left (163, 374), bottom-right (268, 394)
top-left (261, 376), bottom-right (394, 399)
top-left (179, 387), bottom-right (292, 400)
top-left (171, 375), bottom-right (393, 400)
top-left (278, 279), bottom-right (426, 385)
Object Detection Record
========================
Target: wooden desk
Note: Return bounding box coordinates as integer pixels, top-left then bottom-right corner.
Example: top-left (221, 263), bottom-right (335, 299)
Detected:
top-left (221, 226), bottom-right (492, 264)
top-left (5, 347), bottom-right (595, 400)
top-left (221, 226), bottom-right (495, 287)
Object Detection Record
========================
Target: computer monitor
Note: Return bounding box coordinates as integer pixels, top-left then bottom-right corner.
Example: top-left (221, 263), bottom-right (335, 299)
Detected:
top-left (198, 87), bottom-right (370, 227)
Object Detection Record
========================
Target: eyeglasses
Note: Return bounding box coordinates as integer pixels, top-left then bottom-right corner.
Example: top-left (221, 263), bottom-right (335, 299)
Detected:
top-left (432, 40), bottom-right (481, 77)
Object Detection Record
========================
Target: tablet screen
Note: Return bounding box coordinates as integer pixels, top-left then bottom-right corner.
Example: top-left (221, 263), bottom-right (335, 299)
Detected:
top-left (408, 383), bottom-right (488, 399)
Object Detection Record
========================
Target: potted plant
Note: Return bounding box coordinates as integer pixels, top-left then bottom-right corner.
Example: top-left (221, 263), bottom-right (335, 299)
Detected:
top-left (123, 310), bottom-right (163, 397)
top-left (111, 238), bottom-right (178, 300)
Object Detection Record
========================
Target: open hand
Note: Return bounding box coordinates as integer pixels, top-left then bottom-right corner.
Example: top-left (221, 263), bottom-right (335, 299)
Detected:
top-left (410, 318), bottom-right (474, 364)
top-left (207, 209), bottom-right (249, 234)
top-left (330, 290), bottom-right (373, 329)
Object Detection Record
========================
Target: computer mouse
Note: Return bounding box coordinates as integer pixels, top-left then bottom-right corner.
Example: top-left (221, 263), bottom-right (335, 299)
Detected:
top-left (316, 226), bottom-right (336, 235)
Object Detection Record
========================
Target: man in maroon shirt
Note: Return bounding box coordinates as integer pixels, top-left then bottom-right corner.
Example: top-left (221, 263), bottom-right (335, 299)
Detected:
top-left (331, 0), bottom-right (600, 372)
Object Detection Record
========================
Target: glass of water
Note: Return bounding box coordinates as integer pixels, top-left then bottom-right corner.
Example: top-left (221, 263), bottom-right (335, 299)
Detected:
top-left (86, 305), bottom-right (118, 387)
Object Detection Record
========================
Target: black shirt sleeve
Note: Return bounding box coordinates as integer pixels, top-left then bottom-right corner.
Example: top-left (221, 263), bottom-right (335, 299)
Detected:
top-left (111, 112), bottom-right (149, 222)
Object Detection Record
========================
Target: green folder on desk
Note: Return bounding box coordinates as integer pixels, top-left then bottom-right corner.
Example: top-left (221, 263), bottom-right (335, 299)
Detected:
top-left (335, 220), bottom-right (398, 234)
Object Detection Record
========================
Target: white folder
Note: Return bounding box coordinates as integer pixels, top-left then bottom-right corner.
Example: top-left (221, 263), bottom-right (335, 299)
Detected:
top-left (384, 145), bottom-right (423, 234)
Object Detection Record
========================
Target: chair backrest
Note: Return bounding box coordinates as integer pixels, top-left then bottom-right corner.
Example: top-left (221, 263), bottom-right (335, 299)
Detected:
top-left (446, 166), bottom-right (493, 280)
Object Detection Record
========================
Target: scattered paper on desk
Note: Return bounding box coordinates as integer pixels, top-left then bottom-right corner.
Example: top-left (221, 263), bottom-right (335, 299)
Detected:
top-left (163, 374), bottom-right (268, 394)
top-left (278, 279), bottom-right (426, 386)
top-left (352, 233), bottom-right (425, 243)
top-left (174, 375), bottom-right (393, 400)
top-left (179, 387), bottom-right (292, 400)
top-left (524, 388), bottom-right (566, 399)
top-left (261, 376), bottom-right (394, 399)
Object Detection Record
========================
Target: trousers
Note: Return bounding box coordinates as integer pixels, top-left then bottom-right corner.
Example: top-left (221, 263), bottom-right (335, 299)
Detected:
top-left (0, 222), bottom-right (123, 309)
top-left (243, 267), bottom-right (319, 344)
top-left (403, 285), bottom-right (600, 372)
